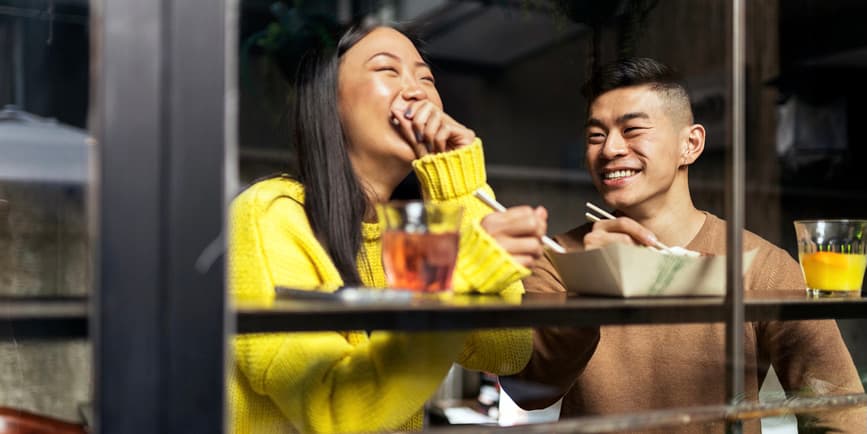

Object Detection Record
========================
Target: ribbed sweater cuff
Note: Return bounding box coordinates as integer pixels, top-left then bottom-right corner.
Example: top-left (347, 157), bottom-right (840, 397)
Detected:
top-left (453, 221), bottom-right (530, 294)
top-left (412, 138), bottom-right (486, 201)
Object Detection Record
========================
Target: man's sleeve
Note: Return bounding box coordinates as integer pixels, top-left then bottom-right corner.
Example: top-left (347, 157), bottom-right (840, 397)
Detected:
top-left (756, 248), bottom-right (866, 432)
top-left (499, 251), bottom-right (600, 410)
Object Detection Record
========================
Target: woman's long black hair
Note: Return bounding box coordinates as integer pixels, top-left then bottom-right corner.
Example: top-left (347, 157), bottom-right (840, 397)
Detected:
top-left (293, 23), bottom-right (394, 286)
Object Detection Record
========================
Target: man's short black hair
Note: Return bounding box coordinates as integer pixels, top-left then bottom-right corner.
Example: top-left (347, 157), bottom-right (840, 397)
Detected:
top-left (583, 57), bottom-right (694, 124)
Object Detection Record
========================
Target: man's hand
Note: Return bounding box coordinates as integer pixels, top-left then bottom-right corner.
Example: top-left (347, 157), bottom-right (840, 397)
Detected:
top-left (481, 206), bottom-right (548, 267)
top-left (583, 216), bottom-right (661, 251)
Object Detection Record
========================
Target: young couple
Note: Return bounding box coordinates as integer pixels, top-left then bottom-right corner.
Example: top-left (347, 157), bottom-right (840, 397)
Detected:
top-left (228, 23), bottom-right (863, 434)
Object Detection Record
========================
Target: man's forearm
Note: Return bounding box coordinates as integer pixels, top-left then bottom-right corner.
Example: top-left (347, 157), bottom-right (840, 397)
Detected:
top-left (500, 326), bottom-right (600, 410)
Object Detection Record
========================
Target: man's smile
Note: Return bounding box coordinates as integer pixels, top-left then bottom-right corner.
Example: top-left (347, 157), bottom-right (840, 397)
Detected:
top-left (603, 169), bottom-right (640, 180)
top-left (600, 167), bottom-right (642, 186)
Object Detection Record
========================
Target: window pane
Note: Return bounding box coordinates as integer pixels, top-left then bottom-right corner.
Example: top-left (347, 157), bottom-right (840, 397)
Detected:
top-left (231, 1), bottom-right (867, 432)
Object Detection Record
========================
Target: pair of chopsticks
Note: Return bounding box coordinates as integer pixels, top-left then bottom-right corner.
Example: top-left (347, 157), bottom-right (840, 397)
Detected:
top-left (473, 190), bottom-right (567, 254)
top-left (584, 202), bottom-right (672, 251)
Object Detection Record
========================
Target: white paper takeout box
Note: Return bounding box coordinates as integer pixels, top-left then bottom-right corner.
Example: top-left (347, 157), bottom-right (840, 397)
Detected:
top-left (550, 243), bottom-right (757, 297)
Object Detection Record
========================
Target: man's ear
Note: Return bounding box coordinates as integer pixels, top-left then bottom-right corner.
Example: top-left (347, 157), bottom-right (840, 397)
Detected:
top-left (680, 124), bottom-right (705, 166)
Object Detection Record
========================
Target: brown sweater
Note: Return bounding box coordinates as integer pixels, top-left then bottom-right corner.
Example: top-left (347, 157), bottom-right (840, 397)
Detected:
top-left (503, 213), bottom-right (864, 433)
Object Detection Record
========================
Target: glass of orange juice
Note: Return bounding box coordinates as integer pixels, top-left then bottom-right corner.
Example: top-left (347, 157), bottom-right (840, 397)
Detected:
top-left (794, 220), bottom-right (867, 298)
top-left (376, 201), bottom-right (463, 293)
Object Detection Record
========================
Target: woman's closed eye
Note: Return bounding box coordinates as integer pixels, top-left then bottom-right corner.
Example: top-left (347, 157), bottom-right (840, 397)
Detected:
top-left (374, 65), bottom-right (400, 76)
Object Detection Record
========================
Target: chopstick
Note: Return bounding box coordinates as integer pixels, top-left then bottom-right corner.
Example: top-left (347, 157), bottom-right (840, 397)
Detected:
top-left (473, 190), bottom-right (567, 254)
top-left (586, 202), bottom-right (617, 220)
top-left (584, 212), bottom-right (602, 222)
top-left (585, 201), bottom-right (671, 251)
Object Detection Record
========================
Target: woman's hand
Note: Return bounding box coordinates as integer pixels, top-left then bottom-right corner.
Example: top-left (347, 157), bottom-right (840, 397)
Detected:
top-left (583, 216), bottom-right (660, 251)
top-left (391, 100), bottom-right (475, 157)
top-left (481, 206), bottom-right (548, 267)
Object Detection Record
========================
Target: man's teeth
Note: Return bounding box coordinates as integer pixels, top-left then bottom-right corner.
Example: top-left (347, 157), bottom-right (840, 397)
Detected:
top-left (604, 169), bottom-right (638, 180)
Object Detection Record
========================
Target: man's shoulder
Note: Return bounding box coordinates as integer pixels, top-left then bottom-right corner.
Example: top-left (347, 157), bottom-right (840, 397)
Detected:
top-left (702, 212), bottom-right (790, 257)
top-left (702, 212), bottom-right (804, 291)
top-left (743, 227), bottom-right (783, 255)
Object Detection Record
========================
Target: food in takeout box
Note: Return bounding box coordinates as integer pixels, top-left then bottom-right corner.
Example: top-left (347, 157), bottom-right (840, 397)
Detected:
top-left (651, 245), bottom-right (702, 257)
top-left (549, 243), bottom-right (757, 297)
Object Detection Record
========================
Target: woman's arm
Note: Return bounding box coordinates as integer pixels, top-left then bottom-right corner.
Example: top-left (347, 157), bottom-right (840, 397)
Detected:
top-left (412, 139), bottom-right (533, 294)
top-left (412, 140), bottom-right (536, 373)
top-left (230, 182), bottom-right (468, 432)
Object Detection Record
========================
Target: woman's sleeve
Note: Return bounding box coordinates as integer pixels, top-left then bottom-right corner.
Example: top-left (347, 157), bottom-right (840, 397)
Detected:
top-left (412, 139), bottom-right (533, 374)
top-left (412, 138), bottom-right (530, 294)
top-left (233, 331), bottom-right (466, 433)
top-left (229, 188), bottom-right (468, 432)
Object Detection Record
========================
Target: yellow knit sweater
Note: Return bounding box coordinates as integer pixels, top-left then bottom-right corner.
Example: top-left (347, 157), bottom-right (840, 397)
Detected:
top-left (229, 140), bottom-right (533, 433)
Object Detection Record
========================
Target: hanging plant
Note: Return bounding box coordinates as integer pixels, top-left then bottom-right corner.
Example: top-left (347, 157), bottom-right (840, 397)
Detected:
top-left (241, 1), bottom-right (341, 83)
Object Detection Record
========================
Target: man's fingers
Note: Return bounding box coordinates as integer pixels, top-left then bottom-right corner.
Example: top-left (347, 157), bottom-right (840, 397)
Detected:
top-left (592, 217), bottom-right (658, 247)
top-left (584, 231), bottom-right (636, 251)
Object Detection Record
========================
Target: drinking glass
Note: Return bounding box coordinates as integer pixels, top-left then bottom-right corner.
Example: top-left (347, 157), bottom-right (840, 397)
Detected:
top-left (376, 201), bottom-right (463, 292)
top-left (794, 220), bottom-right (867, 298)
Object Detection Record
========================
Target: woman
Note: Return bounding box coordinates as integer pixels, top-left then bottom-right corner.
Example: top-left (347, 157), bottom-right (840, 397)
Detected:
top-left (229, 23), bottom-right (548, 433)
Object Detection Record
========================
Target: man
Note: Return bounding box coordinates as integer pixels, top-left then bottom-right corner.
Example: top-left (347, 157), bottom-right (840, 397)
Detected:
top-left (501, 57), bottom-right (864, 433)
